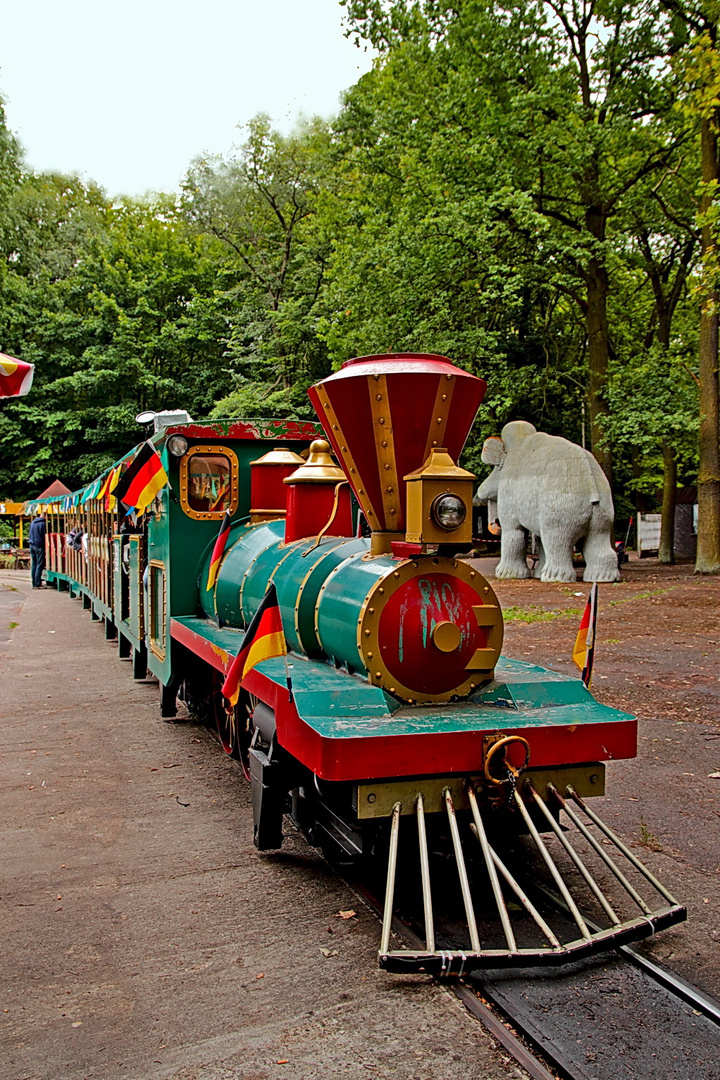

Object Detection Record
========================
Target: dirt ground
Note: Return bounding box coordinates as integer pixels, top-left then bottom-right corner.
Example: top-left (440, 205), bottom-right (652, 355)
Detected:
top-left (470, 553), bottom-right (720, 998)
top-left (0, 555), bottom-right (718, 1080)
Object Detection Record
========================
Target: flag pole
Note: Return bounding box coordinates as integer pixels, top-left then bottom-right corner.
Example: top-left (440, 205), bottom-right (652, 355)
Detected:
top-left (283, 651), bottom-right (294, 703)
top-left (572, 582), bottom-right (598, 688)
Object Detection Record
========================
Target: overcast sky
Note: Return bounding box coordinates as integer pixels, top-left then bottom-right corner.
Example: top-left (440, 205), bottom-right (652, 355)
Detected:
top-left (0, 0), bottom-right (375, 199)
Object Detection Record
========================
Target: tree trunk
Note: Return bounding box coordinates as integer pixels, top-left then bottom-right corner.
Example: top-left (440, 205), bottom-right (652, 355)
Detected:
top-left (696, 117), bottom-right (720, 574)
top-left (584, 198), bottom-right (612, 487)
top-left (659, 440), bottom-right (676, 564)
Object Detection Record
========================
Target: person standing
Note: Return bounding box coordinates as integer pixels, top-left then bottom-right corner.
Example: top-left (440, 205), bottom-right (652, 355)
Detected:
top-left (28, 513), bottom-right (46, 589)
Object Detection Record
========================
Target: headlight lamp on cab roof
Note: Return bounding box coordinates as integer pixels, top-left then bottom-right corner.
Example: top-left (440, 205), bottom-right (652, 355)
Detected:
top-left (166, 434), bottom-right (189, 457)
top-left (431, 493), bottom-right (466, 532)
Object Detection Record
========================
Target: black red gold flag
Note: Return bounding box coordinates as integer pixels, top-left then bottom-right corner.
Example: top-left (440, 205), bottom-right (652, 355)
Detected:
top-left (222, 583), bottom-right (286, 707)
top-left (206, 511), bottom-right (232, 591)
top-left (572, 582), bottom-right (598, 688)
top-left (113, 441), bottom-right (168, 513)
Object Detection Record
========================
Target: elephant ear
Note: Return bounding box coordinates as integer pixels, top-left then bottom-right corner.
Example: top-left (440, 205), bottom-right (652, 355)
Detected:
top-left (481, 436), bottom-right (506, 467)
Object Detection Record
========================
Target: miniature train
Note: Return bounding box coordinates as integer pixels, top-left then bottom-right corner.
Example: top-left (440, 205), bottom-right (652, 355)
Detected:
top-left (27, 353), bottom-right (685, 972)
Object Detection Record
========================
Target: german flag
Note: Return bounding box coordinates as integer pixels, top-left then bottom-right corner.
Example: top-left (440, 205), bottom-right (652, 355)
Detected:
top-left (96, 469), bottom-right (114, 506)
top-left (113, 441), bottom-right (168, 514)
top-left (222, 584), bottom-right (286, 707)
top-left (105, 464), bottom-right (122, 511)
top-left (572, 582), bottom-right (598, 688)
top-left (206, 510), bottom-right (232, 591)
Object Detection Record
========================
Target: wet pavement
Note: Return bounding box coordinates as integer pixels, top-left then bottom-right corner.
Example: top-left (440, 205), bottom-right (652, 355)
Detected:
top-left (0, 569), bottom-right (528, 1080)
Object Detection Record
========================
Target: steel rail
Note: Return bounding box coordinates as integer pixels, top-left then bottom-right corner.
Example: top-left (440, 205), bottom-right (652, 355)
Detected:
top-left (529, 880), bottom-right (720, 1028)
top-left (619, 944), bottom-right (720, 1027)
top-left (339, 860), bottom-right (720, 1080)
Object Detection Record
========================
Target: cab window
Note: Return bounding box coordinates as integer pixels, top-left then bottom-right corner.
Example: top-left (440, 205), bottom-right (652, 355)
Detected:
top-left (180, 445), bottom-right (239, 520)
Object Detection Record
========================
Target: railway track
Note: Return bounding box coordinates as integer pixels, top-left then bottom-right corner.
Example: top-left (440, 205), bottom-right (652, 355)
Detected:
top-left (345, 872), bottom-right (720, 1080)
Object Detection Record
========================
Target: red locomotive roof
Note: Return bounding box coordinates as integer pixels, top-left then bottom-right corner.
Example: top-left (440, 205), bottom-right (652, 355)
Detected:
top-left (308, 353), bottom-right (486, 535)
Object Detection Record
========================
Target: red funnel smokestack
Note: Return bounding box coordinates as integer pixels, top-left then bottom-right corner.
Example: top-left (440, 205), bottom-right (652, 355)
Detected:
top-left (308, 354), bottom-right (486, 544)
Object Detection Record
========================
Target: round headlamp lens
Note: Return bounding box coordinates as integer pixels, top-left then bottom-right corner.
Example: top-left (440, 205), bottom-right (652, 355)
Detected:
top-left (166, 434), bottom-right (188, 457)
top-left (431, 493), bottom-right (467, 532)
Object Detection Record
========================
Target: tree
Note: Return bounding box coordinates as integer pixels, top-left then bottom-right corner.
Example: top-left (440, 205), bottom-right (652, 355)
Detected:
top-left (0, 187), bottom-right (234, 492)
top-left (0, 93), bottom-right (21, 261)
top-left (182, 116), bottom-right (335, 419)
top-left (340, 0), bottom-right (684, 488)
top-left (604, 155), bottom-right (699, 561)
top-left (659, 1), bottom-right (720, 572)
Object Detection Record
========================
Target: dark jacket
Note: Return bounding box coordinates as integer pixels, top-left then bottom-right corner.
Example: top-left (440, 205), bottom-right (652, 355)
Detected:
top-left (29, 516), bottom-right (46, 547)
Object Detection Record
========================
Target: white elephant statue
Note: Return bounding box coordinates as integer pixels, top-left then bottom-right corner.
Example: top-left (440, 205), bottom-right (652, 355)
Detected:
top-left (474, 420), bottom-right (620, 583)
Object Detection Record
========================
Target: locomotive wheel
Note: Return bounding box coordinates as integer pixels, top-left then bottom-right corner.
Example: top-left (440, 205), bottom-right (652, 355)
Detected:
top-left (215, 682), bottom-right (240, 760)
top-left (215, 685), bottom-right (257, 774)
top-left (234, 690), bottom-right (258, 781)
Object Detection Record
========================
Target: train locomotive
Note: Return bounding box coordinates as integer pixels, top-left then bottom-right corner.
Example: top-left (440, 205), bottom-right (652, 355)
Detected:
top-left (35, 353), bottom-right (685, 973)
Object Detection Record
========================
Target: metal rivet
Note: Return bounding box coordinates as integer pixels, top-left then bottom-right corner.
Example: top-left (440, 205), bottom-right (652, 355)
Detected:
top-left (367, 793), bottom-right (376, 803)
top-left (376, 394), bottom-right (382, 400)
top-left (389, 687), bottom-right (396, 694)
top-left (470, 571), bottom-right (475, 578)
top-left (386, 486), bottom-right (393, 493)
top-left (437, 417), bottom-right (443, 424)
top-left (379, 587), bottom-right (384, 594)
top-left (364, 629), bottom-right (371, 636)
top-left (389, 507), bottom-right (396, 514)
top-left (375, 672), bottom-right (381, 678)
top-left (442, 394), bottom-right (447, 401)
top-left (393, 572), bottom-right (399, 579)
top-left (382, 440), bottom-right (388, 448)
top-left (369, 607), bottom-right (375, 614)
top-left (367, 652), bottom-right (373, 658)
top-left (373, 374), bottom-right (379, 381)
top-left (384, 463), bottom-right (390, 470)
top-left (378, 418), bottom-right (385, 425)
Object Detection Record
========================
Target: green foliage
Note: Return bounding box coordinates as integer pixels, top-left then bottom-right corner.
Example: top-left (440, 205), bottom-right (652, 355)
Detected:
top-left (183, 116), bottom-right (335, 419)
top-left (0, 94), bottom-right (22, 261)
top-left (0, 7), bottom-right (713, 526)
top-left (0, 189), bottom-right (235, 493)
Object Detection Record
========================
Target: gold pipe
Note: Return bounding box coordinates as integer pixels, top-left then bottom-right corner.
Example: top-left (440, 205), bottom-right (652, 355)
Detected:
top-left (380, 801), bottom-right (402, 955)
top-left (467, 786), bottom-right (516, 951)
top-left (528, 784), bottom-right (620, 926)
top-left (415, 793), bottom-right (435, 953)
top-left (444, 788), bottom-right (481, 953)
top-left (512, 788), bottom-right (592, 941)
